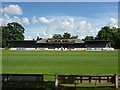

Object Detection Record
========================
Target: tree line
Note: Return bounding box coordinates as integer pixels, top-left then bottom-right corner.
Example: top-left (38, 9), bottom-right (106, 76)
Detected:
top-left (52, 32), bottom-right (78, 39)
top-left (84, 26), bottom-right (120, 49)
top-left (1, 22), bottom-right (120, 48)
top-left (1, 22), bottom-right (25, 47)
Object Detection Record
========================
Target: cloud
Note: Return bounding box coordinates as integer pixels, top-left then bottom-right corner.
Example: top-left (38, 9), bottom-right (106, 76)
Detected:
top-left (68, 17), bottom-right (74, 22)
top-left (24, 26), bottom-right (51, 40)
top-left (78, 36), bottom-right (85, 39)
top-left (56, 20), bottom-right (73, 31)
top-left (1, 14), bottom-right (12, 25)
top-left (13, 16), bottom-right (21, 22)
top-left (110, 18), bottom-right (116, 24)
top-left (0, 18), bottom-right (3, 26)
top-left (113, 25), bottom-right (118, 28)
top-left (39, 17), bottom-right (54, 24)
top-left (42, 31), bottom-right (47, 37)
top-left (32, 16), bottom-right (39, 24)
top-left (25, 16), bottom-right (119, 40)
top-left (38, 31), bottom-right (47, 38)
top-left (24, 36), bottom-right (33, 40)
top-left (1, 14), bottom-right (29, 25)
top-left (32, 16), bottom-right (54, 24)
top-left (2, 4), bottom-right (22, 15)
top-left (76, 20), bottom-right (102, 37)
top-left (76, 20), bottom-right (92, 33)
top-left (107, 18), bottom-right (118, 27)
top-left (22, 18), bottom-right (29, 25)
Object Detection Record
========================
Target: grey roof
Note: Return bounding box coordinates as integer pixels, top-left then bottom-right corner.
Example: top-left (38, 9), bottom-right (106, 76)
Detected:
top-left (74, 39), bottom-right (84, 43)
top-left (36, 39), bottom-right (47, 43)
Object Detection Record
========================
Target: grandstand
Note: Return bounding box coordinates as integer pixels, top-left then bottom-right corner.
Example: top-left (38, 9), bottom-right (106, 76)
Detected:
top-left (12, 39), bottom-right (111, 49)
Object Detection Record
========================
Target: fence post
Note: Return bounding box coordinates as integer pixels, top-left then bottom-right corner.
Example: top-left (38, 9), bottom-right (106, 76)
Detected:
top-left (55, 75), bottom-right (58, 87)
top-left (115, 73), bottom-right (118, 89)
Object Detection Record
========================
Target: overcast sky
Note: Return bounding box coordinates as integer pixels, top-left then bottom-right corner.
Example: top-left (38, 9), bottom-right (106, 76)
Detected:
top-left (0, 2), bottom-right (118, 40)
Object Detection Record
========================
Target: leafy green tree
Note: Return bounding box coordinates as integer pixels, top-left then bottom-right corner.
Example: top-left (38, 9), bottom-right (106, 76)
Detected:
top-left (71, 35), bottom-right (78, 39)
top-left (111, 27), bottom-right (120, 48)
top-left (1, 26), bottom-right (11, 47)
top-left (7, 22), bottom-right (25, 33)
top-left (95, 26), bottom-right (112, 40)
top-left (63, 32), bottom-right (71, 39)
top-left (52, 34), bottom-right (63, 39)
top-left (52, 32), bottom-right (78, 39)
top-left (1, 22), bottom-right (25, 47)
top-left (95, 26), bottom-right (120, 48)
top-left (84, 36), bottom-right (94, 40)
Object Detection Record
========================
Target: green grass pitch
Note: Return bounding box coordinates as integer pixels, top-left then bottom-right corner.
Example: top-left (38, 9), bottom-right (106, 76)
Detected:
top-left (2, 50), bottom-right (118, 75)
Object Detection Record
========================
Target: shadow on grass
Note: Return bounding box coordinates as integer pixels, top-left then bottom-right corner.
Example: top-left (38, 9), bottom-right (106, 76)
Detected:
top-left (2, 81), bottom-right (117, 90)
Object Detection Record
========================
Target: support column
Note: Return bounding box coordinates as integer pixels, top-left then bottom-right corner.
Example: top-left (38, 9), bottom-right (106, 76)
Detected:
top-left (115, 73), bottom-right (118, 89)
top-left (55, 75), bottom-right (58, 87)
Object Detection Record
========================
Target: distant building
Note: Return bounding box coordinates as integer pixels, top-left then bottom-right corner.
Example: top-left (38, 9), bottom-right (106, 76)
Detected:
top-left (12, 39), bottom-right (112, 48)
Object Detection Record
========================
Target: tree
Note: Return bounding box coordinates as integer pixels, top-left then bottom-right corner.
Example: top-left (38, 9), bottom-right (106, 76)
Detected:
top-left (95, 26), bottom-right (120, 48)
top-left (52, 34), bottom-right (63, 39)
top-left (95, 26), bottom-right (112, 40)
top-left (71, 35), bottom-right (78, 39)
top-left (111, 27), bottom-right (120, 48)
top-left (36, 36), bottom-right (42, 40)
top-left (2, 22), bottom-right (25, 47)
top-left (7, 22), bottom-right (25, 33)
top-left (52, 32), bottom-right (78, 39)
top-left (83, 26), bottom-right (120, 48)
top-left (36, 36), bottom-right (40, 40)
top-left (84, 36), bottom-right (94, 40)
top-left (63, 32), bottom-right (71, 39)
